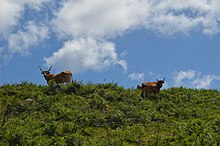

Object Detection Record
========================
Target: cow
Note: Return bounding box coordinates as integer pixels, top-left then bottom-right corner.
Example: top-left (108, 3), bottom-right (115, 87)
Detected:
top-left (38, 66), bottom-right (73, 84)
top-left (137, 78), bottom-right (165, 98)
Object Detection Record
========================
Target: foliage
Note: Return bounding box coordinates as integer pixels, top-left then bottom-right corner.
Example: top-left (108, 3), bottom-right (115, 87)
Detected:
top-left (1, 82), bottom-right (220, 145)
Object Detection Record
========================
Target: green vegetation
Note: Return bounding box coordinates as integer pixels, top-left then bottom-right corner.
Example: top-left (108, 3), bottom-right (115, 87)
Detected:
top-left (1, 81), bottom-right (220, 145)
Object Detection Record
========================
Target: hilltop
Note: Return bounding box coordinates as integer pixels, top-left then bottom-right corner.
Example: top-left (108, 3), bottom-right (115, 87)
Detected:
top-left (0, 82), bottom-right (220, 145)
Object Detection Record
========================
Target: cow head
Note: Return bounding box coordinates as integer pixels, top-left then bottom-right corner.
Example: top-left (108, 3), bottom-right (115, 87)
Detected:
top-left (156, 78), bottom-right (165, 88)
top-left (38, 66), bottom-right (52, 76)
top-left (137, 85), bottom-right (142, 89)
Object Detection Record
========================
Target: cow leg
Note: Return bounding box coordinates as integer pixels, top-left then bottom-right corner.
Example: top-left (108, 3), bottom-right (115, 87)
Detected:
top-left (154, 89), bottom-right (159, 94)
top-left (70, 74), bottom-right (73, 83)
top-left (141, 90), bottom-right (148, 98)
top-left (141, 91), bottom-right (144, 98)
top-left (145, 91), bottom-right (149, 98)
top-left (66, 77), bottom-right (73, 84)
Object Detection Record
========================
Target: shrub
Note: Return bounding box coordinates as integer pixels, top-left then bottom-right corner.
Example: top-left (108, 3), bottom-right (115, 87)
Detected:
top-left (1, 82), bottom-right (220, 145)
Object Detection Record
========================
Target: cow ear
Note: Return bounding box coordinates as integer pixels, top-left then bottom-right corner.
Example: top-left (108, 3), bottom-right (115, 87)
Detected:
top-left (156, 78), bottom-right (159, 81)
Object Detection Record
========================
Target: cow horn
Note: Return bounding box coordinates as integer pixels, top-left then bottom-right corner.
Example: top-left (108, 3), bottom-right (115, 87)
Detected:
top-left (163, 77), bottom-right (165, 81)
top-left (38, 66), bottom-right (43, 72)
top-left (48, 66), bottom-right (53, 71)
top-left (156, 78), bottom-right (159, 81)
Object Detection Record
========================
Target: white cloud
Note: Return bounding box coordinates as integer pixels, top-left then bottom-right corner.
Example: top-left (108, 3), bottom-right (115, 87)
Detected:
top-left (173, 70), bottom-right (220, 89)
top-left (0, 45), bottom-right (13, 65)
top-left (0, 0), bottom-right (51, 36)
top-left (128, 72), bottom-right (145, 81)
top-left (52, 0), bottom-right (220, 38)
top-left (173, 70), bottom-right (196, 86)
top-left (146, 0), bottom-right (220, 36)
top-left (8, 21), bottom-right (49, 55)
top-left (0, 0), bottom-right (51, 65)
top-left (52, 0), bottom-right (150, 38)
top-left (193, 75), bottom-right (220, 89)
top-left (47, 0), bottom-right (220, 75)
top-left (24, 0), bottom-right (51, 10)
top-left (1, 0), bottom-right (220, 76)
top-left (0, 0), bottom-right (23, 35)
top-left (44, 38), bottom-right (127, 73)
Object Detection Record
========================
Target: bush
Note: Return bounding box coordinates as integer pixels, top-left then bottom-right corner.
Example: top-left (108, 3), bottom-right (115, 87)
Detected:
top-left (1, 82), bottom-right (220, 145)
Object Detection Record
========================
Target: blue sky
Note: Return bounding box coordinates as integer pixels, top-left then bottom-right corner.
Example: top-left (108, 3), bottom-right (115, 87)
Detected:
top-left (1, 0), bottom-right (220, 89)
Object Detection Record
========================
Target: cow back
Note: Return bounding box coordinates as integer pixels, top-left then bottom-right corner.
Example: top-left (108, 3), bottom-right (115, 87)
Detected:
top-left (57, 71), bottom-right (72, 83)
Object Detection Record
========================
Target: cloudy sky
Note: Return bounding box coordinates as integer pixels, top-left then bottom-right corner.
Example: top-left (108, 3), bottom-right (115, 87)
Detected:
top-left (1, 0), bottom-right (220, 89)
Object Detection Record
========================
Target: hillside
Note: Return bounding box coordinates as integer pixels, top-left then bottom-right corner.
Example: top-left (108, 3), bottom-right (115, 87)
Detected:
top-left (1, 81), bottom-right (220, 145)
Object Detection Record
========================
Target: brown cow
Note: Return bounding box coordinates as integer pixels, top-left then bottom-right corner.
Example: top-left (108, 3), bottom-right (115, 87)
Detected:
top-left (39, 66), bottom-right (73, 84)
top-left (137, 78), bottom-right (165, 97)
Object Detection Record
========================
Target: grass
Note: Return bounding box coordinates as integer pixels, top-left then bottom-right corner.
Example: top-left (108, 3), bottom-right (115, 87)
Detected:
top-left (0, 81), bottom-right (220, 145)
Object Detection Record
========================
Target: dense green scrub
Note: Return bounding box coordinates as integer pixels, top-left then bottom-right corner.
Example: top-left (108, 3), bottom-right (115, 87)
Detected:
top-left (0, 81), bottom-right (220, 145)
